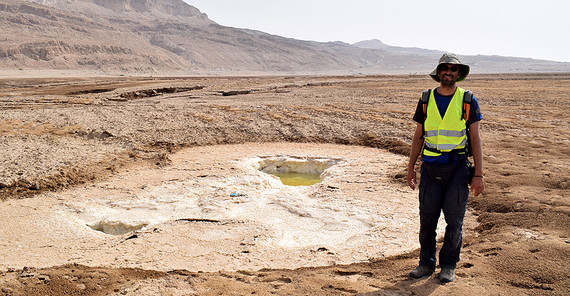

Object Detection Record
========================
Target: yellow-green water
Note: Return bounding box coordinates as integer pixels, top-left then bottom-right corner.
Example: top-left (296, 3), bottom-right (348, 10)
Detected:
top-left (271, 172), bottom-right (322, 186)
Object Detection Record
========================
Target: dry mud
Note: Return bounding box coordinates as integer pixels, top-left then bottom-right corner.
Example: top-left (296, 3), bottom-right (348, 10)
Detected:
top-left (0, 74), bottom-right (569, 295)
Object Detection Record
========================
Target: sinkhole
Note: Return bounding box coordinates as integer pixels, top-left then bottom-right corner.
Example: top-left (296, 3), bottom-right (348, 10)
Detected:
top-left (254, 155), bottom-right (340, 186)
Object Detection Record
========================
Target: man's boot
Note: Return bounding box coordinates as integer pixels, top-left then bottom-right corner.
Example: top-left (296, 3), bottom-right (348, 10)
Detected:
top-left (439, 268), bottom-right (455, 283)
top-left (409, 265), bottom-right (434, 278)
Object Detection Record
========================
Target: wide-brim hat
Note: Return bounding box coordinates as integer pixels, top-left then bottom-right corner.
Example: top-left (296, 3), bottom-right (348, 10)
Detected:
top-left (429, 53), bottom-right (470, 82)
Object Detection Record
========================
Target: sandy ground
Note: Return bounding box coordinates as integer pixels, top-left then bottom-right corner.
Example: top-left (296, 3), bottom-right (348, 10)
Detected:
top-left (0, 74), bottom-right (569, 295)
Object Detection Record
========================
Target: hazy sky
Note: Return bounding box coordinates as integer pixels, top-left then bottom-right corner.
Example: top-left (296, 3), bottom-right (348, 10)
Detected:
top-left (184, 0), bottom-right (570, 63)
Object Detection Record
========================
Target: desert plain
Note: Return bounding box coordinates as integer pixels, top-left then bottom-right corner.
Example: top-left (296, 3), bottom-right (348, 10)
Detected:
top-left (0, 73), bottom-right (568, 295)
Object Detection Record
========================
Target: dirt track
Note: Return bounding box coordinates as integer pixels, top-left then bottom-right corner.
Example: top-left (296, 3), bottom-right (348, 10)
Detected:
top-left (0, 74), bottom-right (569, 295)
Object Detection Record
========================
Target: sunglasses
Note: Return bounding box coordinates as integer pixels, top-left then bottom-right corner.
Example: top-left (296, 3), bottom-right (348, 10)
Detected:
top-left (439, 65), bottom-right (459, 72)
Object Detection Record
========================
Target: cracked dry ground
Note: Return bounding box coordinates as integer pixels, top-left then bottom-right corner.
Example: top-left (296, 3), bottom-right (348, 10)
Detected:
top-left (1, 74), bottom-right (569, 295)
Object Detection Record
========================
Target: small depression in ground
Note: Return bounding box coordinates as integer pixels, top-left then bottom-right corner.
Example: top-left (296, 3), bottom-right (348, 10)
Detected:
top-left (255, 156), bottom-right (340, 186)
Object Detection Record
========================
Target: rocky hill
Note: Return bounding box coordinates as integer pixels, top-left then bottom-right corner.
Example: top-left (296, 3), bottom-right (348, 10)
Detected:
top-left (1, 0), bottom-right (569, 75)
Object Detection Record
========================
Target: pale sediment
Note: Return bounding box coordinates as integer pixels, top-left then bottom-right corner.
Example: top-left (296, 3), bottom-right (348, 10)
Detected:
top-left (0, 143), bottom-right (463, 272)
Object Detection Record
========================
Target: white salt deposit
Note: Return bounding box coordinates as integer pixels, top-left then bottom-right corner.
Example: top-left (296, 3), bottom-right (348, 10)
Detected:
top-left (71, 155), bottom-right (353, 249)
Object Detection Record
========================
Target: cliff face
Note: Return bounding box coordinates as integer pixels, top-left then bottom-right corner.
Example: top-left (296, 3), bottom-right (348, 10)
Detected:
top-left (0, 0), bottom-right (190, 72)
top-left (28, 0), bottom-right (210, 20)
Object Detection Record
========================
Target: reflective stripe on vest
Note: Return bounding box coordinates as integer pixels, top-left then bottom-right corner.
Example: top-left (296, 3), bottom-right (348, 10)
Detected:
top-left (423, 87), bottom-right (467, 157)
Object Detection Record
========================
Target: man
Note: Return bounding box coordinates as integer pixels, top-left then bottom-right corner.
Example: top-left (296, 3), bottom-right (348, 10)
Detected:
top-left (406, 53), bottom-right (485, 283)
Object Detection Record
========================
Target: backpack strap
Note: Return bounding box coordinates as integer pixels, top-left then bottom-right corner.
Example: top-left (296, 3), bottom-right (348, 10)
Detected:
top-left (463, 90), bottom-right (474, 156)
top-left (463, 90), bottom-right (473, 122)
top-left (421, 89), bottom-right (431, 120)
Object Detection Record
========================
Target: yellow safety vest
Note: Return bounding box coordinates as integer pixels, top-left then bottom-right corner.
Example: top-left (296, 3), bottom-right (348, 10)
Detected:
top-left (423, 88), bottom-right (468, 157)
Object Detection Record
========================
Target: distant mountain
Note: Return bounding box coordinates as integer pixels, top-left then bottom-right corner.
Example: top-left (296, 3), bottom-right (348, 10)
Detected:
top-left (1, 0), bottom-right (568, 75)
top-left (353, 39), bottom-right (570, 73)
top-left (353, 39), bottom-right (444, 57)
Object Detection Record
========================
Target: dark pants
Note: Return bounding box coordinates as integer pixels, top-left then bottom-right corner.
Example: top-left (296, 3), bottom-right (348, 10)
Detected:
top-left (418, 160), bottom-right (469, 270)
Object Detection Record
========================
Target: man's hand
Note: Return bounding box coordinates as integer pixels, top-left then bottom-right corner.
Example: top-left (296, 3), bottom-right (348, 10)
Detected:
top-left (471, 176), bottom-right (485, 196)
top-left (407, 123), bottom-right (424, 191)
top-left (468, 122), bottom-right (484, 196)
top-left (407, 168), bottom-right (417, 190)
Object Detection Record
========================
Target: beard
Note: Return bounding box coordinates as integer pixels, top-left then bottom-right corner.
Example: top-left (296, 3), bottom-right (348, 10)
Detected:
top-left (440, 74), bottom-right (456, 86)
